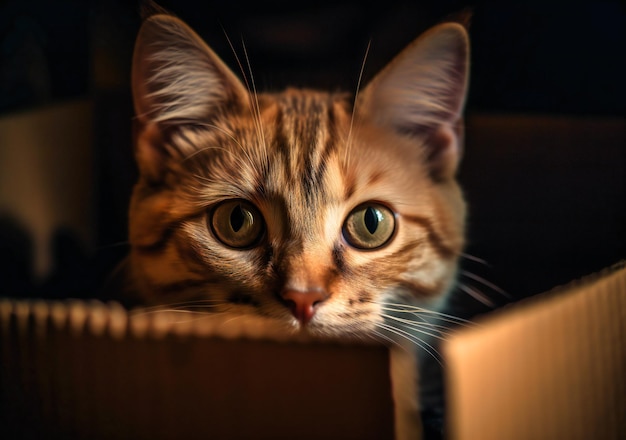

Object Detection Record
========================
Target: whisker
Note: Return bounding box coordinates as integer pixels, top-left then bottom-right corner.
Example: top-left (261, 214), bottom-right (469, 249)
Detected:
top-left (129, 308), bottom-right (209, 318)
top-left (371, 328), bottom-right (404, 350)
top-left (378, 322), bottom-right (443, 367)
top-left (379, 311), bottom-right (452, 333)
top-left (344, 39), bottom-right (371, 165)
top-left (130, 299), bottom-right (226, 315)
top-left (380, 314), bottom-right (449, 341)
top-left (378, 302), bottom-right (475, 327)
top-left (153, 309), bottom-right (209, 315)
top-left (222, 29), bottom-right (269, 169)
top-left (460, 270), bottom-right (511, 300)
top-left (379, 305), bottom-right (430, 322)
top-left (240, 37), bottom-right (268, 163)
top-left (221, 27), bottom-right (252, 94)
top-left (457, 283), bottom-right (496, 308)
top-left (458, 283), bottom-right (496, 309)
top-left (131, 309), bottom-right (186, 318)
top-left (381, 307), bottom-right (456, 333)
top-left (221, 313), bottom-right (247, 327)
top-left (460, 252), bottom-right (491, 266)
top-left (153, 298), bottom-right (226, 308)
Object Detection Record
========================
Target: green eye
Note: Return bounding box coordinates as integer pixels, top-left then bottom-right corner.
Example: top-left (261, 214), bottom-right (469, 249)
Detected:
top-left (343, 203), bottom-right (395, 250)
top-left (210, 200), bottom-right (265, 248)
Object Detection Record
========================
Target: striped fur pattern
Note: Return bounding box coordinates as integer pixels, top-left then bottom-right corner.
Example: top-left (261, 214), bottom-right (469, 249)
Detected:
top-left (126, 14), bottom-right (469, 340)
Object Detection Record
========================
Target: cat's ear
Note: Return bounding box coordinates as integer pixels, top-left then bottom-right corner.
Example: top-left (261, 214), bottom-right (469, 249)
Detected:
top-left (359, 23), bottom-right (469, 181)
top-left (132, 14), bottom-right (248, 125)
top-left (131, 14), bottom-right (249, 182)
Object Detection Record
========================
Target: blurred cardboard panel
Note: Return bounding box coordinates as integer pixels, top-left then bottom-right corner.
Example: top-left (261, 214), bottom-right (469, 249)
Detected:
top-left (0, 303), bottom-right (419, 440)
top-left (445, 262), bottom-right (626, 439)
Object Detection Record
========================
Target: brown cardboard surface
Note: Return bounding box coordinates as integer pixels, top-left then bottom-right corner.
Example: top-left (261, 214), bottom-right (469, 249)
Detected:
top-left (445, 262), bottom-right (626, 440)
top-left (0, 301), bottom-right (419, 440)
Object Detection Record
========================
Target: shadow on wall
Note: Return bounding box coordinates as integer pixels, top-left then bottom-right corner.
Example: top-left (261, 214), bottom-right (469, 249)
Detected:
top-left (0, 215), bottom-right (33, 296)
top-left (0, 213), bottom-right (124, 300)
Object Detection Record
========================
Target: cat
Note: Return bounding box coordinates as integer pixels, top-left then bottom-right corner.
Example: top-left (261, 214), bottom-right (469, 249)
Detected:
top-left (122, 11), bottom-right (469, 347)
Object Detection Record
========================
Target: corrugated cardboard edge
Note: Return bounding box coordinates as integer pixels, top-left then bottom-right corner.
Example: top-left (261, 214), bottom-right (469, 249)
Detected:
top-left (0, 299), bottom-right (310, 343)
top-left (444, 261), bottom-right (626, 440)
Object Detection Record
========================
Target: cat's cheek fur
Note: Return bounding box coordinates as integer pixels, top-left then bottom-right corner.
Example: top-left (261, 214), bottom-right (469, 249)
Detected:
top-left (128, 187), bottom-right (174, 250)
top-left (130, 247), bottom-right (193, 299)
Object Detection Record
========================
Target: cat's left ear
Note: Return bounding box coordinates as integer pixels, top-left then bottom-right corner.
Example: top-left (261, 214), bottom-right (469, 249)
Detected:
top-left (359, 23), bottom-right (469, 181)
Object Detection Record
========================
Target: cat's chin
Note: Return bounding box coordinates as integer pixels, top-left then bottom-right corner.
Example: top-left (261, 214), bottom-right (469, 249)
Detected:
top-left (255, 310), bottom-right (381, 342)
top-left (298, 319), bottom-right (380, 342)
top-left (136, 305), bottom-right (376, 342)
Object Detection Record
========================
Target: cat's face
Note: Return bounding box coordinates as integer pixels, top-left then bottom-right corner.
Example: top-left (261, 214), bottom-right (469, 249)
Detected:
top-left (127, 15), bottom-right (469, 338)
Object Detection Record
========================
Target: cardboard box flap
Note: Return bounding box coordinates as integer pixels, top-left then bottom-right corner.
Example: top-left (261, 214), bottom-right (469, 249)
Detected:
top-left (445, 262), bottom-right (626, 440)
top-left (0, 300), bottom-right (421, 440)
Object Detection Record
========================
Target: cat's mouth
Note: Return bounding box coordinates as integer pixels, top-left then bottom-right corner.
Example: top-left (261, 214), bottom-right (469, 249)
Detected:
top-left (226, 284), bottom-right (334, 328)
top-left (231, 291), bottom-right (316, 328)
top-left (221, 288), bottom-right (377, 337)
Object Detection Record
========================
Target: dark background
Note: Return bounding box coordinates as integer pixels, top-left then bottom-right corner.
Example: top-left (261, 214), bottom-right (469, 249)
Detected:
top-left (0, 0), bottom-right (624, 309)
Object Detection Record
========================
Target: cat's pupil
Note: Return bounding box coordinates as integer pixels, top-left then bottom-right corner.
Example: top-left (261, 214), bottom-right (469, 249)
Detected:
top-left (230, 205), bottom-right (245, 232)
top-left (364, 207), bottom-right (378, 234)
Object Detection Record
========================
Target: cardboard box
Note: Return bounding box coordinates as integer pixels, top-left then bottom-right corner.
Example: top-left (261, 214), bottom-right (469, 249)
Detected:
top-left (446, 261), bottom-right (626, 439)
top-left (0, 300), bottom-right (420, 440)
top-left (1, 263), bottom-right (624, 439)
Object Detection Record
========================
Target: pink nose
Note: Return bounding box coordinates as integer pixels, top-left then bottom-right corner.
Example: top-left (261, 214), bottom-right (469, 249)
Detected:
top-left (281, 289), bottom-right (328, 325)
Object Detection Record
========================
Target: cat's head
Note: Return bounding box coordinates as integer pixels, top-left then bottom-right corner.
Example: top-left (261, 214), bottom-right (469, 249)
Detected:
top-left (127, 14), bottom-right (469, 338)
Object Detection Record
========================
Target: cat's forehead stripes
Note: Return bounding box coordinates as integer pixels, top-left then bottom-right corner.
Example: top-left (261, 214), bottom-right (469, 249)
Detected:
top-left (234, 90), bottom-right (351, 242)
top-left (265, 90), bottom-right (348, 200)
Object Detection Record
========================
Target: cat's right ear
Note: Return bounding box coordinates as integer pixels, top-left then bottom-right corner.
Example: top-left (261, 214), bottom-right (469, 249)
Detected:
top-left (131, 15), bottom-right (248, 181)
top-left (132, 14), bottom-right (248, 125)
